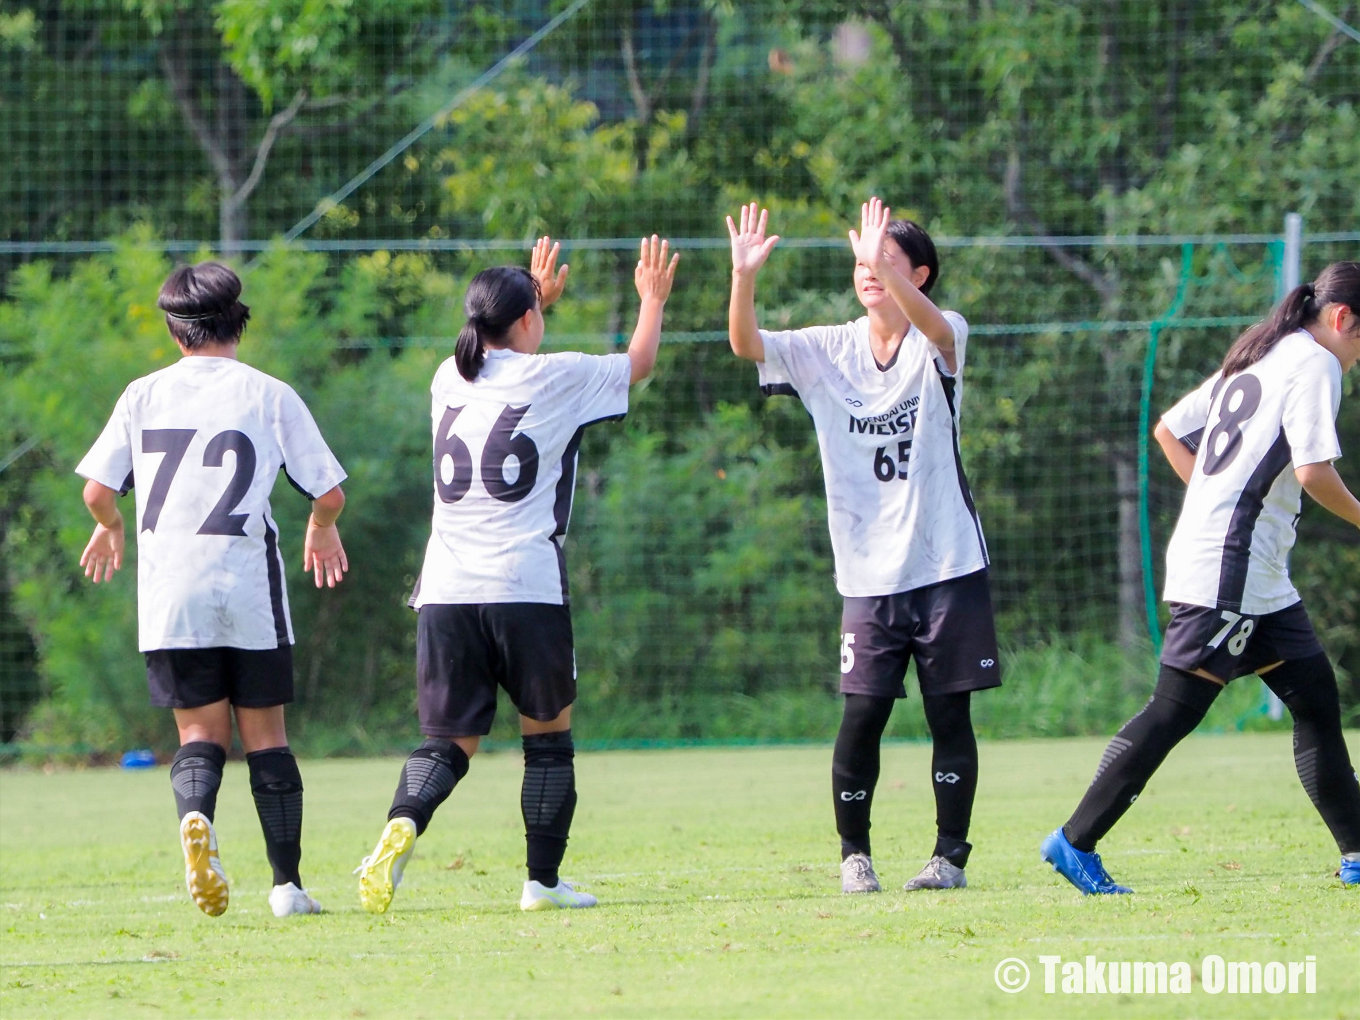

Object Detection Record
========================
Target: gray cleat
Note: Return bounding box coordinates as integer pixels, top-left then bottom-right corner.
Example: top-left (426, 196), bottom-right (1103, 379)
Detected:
top-left (904, 855), bottom-right (967, 890)
top-left (840, 853), bottom-right (881, 893)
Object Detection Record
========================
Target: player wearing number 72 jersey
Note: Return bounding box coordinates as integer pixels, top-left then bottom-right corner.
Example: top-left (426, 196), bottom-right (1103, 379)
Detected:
top-left (76, 261), bottom-right (349, 918)
top-left (356, 235), bottom-right (680, 914)
top-left (1043, 261), bottom-right (1360, 894)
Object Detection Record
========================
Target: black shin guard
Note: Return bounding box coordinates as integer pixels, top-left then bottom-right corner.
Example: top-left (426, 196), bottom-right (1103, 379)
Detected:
top-left (246, 747), bottom-right (304, 888)
top-left (1264, 654), bottom-right (1360, 854)
top-left (170, 741), bottom-right (226, 822)
top-left (923, 692), bottom-right (978, 868)
top-left (522, 730), bottom-right (577, 887)
top-left (1064, 665), bottom-right (1221, 852)
top-left (832, 694), bottom-right (895, 859)
top-left (389, 739), bottom-right (470, 836)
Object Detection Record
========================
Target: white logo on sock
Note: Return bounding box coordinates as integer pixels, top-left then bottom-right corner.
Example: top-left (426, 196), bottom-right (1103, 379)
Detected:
top-left (935, 772), bottom-right (961, 784)
top-left (840, 790), bottom-right (868, 801)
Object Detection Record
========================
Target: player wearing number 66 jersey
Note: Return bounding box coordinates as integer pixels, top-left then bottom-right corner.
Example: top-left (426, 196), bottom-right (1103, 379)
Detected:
top-left (1044, 261), bottom-right (1360, 895)
top-left (76, 261), bottom-right (349, 918)
top-left (357, 236), bottom-right (679, 914)
top-left (727, 199), bottom-right (1001, 895)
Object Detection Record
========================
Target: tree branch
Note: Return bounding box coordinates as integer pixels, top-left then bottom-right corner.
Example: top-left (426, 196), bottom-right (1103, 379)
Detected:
top-left (224, 88), bottom-right (308, 213)
top-left (1306, 2), bottom-right (1352, 82)
top-left (158, 35), bottom-right (232, 184)
top-left (687, 13), bottom-right (718, 132)
top-left (620, 24), bottom-right (651, 125)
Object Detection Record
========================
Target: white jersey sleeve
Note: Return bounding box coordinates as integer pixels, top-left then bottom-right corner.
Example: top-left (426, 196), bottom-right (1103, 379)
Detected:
top-left (75, 390), bottom-right (135, 494)
top-left (935, 311), bottom-right (969, 377)
top-left (756, 325), bottom-right (837, 398)
top-left (273, 385), bottom-right (347, 498)
top-left (1282, 354), bottom-right (1343, 467)
top-left (558, 351), bottom-right (631, 425)
top-left (1160, 373), bottom-right (1219, 450)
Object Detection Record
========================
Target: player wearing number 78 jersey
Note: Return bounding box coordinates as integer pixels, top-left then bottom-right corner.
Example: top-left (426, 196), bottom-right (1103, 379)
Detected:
top-left (356, 235), bottom-right (679, 914)
top-left (1043, 261), bottom-right (1360, 894)
top-left (76, 261), bottom-right (349, 918)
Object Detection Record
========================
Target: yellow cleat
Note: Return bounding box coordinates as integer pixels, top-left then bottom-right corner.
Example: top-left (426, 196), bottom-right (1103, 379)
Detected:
top-left (180, 811), bottom-right (229, 917)
top-left (355, 817), bottom-right (417, 914)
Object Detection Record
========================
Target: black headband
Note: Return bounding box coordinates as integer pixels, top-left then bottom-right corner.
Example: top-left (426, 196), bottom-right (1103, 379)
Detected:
top-left (164, 309), bottom-right (223, 321)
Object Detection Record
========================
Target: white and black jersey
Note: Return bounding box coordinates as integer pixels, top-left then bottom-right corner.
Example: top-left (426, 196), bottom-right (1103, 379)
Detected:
top-left (757, 313), bottom-right (987, 597)
top-left (412, 349), bottom-right (631, 607)
top-left (76, 358), bottom-right (347, 651)
top-left (1160, 330), bottom-right (1343, 616)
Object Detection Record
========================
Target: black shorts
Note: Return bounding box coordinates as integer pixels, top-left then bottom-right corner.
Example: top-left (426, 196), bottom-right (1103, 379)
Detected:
top-left (1160, 601), bottom-right (1323, 680)
top-left (416, 603), bottom-right (576, 739)
top-left (839, 569), bottom-right (1002, 698)
top-left (145, 646), bottom-right (294, 710)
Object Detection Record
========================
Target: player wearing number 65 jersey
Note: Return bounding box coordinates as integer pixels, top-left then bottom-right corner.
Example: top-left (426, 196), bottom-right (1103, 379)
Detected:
top-left (76, 261), bottom-right (349, 918)
top-left (357, 235), bottom-right (679, 914)
top-left (1043, 261), bottom-right (1360, 894)
top-left (727, 199), bottom-right (1001, 895)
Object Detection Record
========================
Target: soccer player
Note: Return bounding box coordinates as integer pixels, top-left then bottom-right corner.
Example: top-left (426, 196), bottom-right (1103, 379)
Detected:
top-left (1042, 261), bottom-right (1360, 894)
top-left (355, 235), bottom-right (679, 913)
top-left (726, 199), bottom-right (1001, 894)
top-left (76, 261), bottom-right (349, 917)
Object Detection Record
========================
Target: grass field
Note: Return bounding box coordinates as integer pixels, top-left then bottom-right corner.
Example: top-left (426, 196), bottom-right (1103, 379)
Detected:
top-left (2, 733), bottom-right (1357, 1019)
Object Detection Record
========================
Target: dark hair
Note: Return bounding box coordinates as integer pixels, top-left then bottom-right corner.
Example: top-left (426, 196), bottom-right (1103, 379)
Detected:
top-left (1222, 261), bottom-right (1360, 376)
top-left (884, 218), bottom-right (940, 295)
top-left (455, 266), bottom-right (541, 381)
top-left (157, 261), bottom-right (251, 350)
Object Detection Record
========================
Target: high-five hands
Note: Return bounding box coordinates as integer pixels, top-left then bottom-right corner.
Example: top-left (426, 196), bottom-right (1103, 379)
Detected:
top-left (727, 202), bottom-right (781, 276)
top-left (531, 236), bottom-right (570, 309)
top-left (848, 196), bottom-right (891, 270)
top-left (635, 234), bottom-right (680, 304)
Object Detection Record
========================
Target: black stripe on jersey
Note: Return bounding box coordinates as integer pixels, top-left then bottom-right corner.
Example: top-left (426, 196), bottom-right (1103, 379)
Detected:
top-left (261, 518), bottom-right (290, 646)
top-left (407, 572), bottom-right (422, 611)
top-left (1179, 427), bottom-right (1205, 453)
top-left (937, 369), bottom-right (988, 564)
top-left (550, 413), bottom-right (624, 603)
top-left (282, 466), bottom-right (317, 500)
top-left (759, 382), bottom-right (800, 398)
top-left (118, 470), bottom-right (134, 496)
top-left (1215, 427), bottom-right (1292, 612)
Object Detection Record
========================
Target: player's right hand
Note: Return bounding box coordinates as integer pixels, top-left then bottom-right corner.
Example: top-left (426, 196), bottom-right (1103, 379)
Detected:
top-left (726, 202), bottom-right (780, 276)
top-left (304, 519), bottom-right (349, 589)
top-left (634, 234), bottom-right (680, 305)
top-left (80, 519), bottom-right (124, 583)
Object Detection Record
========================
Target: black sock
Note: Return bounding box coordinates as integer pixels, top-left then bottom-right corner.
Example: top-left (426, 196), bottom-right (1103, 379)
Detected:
top-left (389, 738), bottom-right (470, 836)
top-left (246, 746), bottom-right (304, 889)
top-left (522, 730), bottom-right (577, 887)
top-left (924, 692), bottom-right (977, 868)
top-left (832, 694), bottom-right (894, 860)
top-left (1264, 654), bottom-right (1360, 854)
top-left (1064, 665), bottom-right (1221, 852)
top-left (170, 741), bottom-right (226, 822)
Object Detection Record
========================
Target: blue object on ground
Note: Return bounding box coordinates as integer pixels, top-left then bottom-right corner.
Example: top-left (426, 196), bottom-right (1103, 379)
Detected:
top-left (120, 749), bottom-right (157, 769)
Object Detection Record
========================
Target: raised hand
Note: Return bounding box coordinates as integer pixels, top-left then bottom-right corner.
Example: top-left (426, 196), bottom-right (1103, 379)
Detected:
top-left (848, 196), bottom-right (891, 270)
top-left (531, 235), bottom-right (570, 309)
top-left (726, 202), bottom-right (780, 276)
top-left (634, 234), bottom-right (680, 305)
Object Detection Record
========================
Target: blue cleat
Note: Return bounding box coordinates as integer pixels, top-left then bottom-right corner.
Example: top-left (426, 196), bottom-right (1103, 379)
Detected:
top-left (1341, 855), bottom-right (1360, 886)
top-left (1041, 828), bottom-right (1132, 895)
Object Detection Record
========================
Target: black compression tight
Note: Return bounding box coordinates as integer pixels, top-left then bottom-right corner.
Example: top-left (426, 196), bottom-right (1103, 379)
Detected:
top-left (832, 695), bottom-right (894, 859)
top-left (924, 692), bottom-right (978, 868)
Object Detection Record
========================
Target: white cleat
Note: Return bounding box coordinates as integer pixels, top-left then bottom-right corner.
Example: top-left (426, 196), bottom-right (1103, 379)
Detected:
top-left (840, 852), bottom-right (881, 893)
top-left (355, 817), bottom-right (417, 914)
top-left (520, 879), bottom-right (598, 911)
top-left (269, 882), bottom-right (322, 917)
top-left (180, 811), bottom-right (229, 917)
top-left (904, 855), bottom-right (967, 890)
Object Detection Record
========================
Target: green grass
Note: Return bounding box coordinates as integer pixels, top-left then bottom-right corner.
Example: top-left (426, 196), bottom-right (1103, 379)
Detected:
top-left (2, 733), bottom-right (1357, 1018)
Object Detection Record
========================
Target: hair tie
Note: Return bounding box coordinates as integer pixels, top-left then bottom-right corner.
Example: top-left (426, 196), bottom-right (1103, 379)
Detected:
top-left (164, 309), bottom-right (221, 322)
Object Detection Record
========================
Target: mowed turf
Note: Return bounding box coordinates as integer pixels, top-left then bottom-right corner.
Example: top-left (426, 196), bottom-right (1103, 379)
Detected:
top-left (2, 734), bottom-right (1357, 1019)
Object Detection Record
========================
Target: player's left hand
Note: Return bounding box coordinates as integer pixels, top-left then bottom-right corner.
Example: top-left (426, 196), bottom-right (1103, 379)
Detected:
top-left (304, 518), bottom-right (348, 588)
top-left (848, 196), bottom-right (890, 270)
top-left (531, 236), bottom-right (569, 309)
top-left (79, 518), bottom-right (124, 583)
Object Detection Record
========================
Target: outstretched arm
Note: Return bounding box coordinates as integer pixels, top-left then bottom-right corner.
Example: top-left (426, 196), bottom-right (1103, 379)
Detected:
top-left (849, 197), bottom-right (955, 369)
top-left (727, 202), bottom-right (780, 363)
top-left (304, 485), bottom-right (348, 588)
top-left (1296, 461), bottom-right (1360, 529)
top-left (80, 479), bottom-right (124, 583)
top-left (1155, 420), bottom-right (1197, 484)
top-left (627, 235), bottom-right (680, 384)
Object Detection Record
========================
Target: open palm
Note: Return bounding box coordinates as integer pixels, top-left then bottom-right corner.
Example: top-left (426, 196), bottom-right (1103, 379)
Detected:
top-left (726, 202), bottom-right (780, 275)
top-left (848, 196), bottom-right (890, 268)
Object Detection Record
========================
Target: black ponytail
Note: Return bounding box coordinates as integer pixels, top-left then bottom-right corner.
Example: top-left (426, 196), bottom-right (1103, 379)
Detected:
top-left (1222, 260), bottom-right (1360, 376)
top-left (454, 266), bottom-right (541, 381)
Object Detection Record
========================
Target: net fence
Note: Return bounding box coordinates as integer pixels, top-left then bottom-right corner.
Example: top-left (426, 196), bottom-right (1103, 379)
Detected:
top-left (2, 1), bottom-right (1358, 753)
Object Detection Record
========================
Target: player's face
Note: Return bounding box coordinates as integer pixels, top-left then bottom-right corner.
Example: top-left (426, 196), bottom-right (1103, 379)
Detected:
top-left (854, 237), bottom-right (914, 311)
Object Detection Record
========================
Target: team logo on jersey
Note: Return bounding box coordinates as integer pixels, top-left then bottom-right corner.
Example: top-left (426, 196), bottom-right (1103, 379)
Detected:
top-left (847, 396), bottom-right (919, 436)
